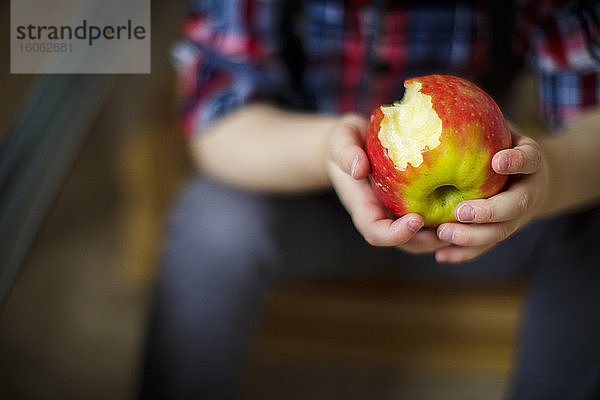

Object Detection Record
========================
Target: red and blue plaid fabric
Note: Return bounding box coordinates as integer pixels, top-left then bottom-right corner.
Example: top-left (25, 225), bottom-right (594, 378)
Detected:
top-left (173, 0), bottom-right (600, 137)
top-left (518, 0), bottom-right (600, 126)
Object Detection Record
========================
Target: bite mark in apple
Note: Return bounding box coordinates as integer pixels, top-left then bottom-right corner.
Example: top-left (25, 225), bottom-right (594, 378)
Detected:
top-left (379, 81), bottom-right (442, 170)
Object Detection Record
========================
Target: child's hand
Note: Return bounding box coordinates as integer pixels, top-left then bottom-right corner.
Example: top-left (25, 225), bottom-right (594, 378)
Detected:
top-left (327, 114), bottom-right (450, 254)
top-left (435, 129), bottom-right (549, 263)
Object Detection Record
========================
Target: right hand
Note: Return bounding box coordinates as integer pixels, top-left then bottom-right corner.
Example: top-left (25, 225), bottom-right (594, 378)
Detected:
top-left (326, 114), bottom-right (450, 254)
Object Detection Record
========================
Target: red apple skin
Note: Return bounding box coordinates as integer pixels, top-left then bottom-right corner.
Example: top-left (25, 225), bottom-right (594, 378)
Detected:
top-left (365, 74), bottom-right (512, 226)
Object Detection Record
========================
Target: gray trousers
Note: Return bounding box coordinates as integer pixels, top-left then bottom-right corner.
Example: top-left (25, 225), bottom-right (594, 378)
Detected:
top-left (140, 176), bottom-right (600, 399)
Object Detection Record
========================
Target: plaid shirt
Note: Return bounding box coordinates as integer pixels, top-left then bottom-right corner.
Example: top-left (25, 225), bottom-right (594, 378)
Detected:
top-left (173, 0), bottom-right (600, 137)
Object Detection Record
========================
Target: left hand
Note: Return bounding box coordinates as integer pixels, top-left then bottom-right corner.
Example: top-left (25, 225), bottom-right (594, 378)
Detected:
top-left (435, 129), bottom-right (549, 263)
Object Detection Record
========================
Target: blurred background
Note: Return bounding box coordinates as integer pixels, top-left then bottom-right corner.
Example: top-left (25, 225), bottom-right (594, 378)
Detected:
top-left (0, 1), bottom-right (543, 399)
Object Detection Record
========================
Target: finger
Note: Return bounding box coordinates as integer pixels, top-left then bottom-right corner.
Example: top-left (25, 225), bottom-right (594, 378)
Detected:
top-left (434, 243), bottom-right (495, 263)
top-left (399, 229), bottom-right (451, 254)
top-left (329, 165), bottom-right (424, 247)
top-left (492, 136), bottom-right (542, 175)
top-left (329, 115), bottom-right (369, 179)
top-left (454, 187), bottom-right (532, 223)
top-left (437, 220), bottom-right (518, 247)
top-left (354, 212), bottom-right (424, 247)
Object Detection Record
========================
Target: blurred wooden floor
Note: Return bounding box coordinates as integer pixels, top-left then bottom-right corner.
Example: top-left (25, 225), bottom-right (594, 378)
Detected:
top-left (241, 279), bottom-right (525, 399)
top-left (259, 280), bottom-right (524, 374)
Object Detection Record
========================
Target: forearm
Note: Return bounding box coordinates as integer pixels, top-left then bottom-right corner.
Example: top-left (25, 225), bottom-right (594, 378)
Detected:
top-left (191, 103), bottom-right (339, 193)
top-left (537, 110), bottom-right (600, 217)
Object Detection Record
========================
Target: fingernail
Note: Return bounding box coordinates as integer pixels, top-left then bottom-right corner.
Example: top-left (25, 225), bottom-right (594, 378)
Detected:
top-left (408, 219), bottom-right (423, 232)
top-left (500, 155), bottom-right (510, 171)
top-left (439, 226), bottom-right (454, 241)
top-left (457, 204), bottom-right (475, 221)
top-left (350, 155), bottom-right (359, 178)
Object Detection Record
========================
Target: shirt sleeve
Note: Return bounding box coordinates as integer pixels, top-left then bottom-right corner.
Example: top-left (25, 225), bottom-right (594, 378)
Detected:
top-left (172, 0), bottom-right (290, 137)
top-left (517, 0), bottom-right (600, 128)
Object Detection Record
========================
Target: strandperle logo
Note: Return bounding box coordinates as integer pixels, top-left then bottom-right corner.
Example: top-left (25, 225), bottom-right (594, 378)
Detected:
top-left (15, 19), bottom-right (147, 46)
top-left (11, 0), bottom-right (150, 74)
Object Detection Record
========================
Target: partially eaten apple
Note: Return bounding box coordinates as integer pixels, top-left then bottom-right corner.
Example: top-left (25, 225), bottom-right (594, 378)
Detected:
top-left (365, 74), bottom-right (512, 226)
